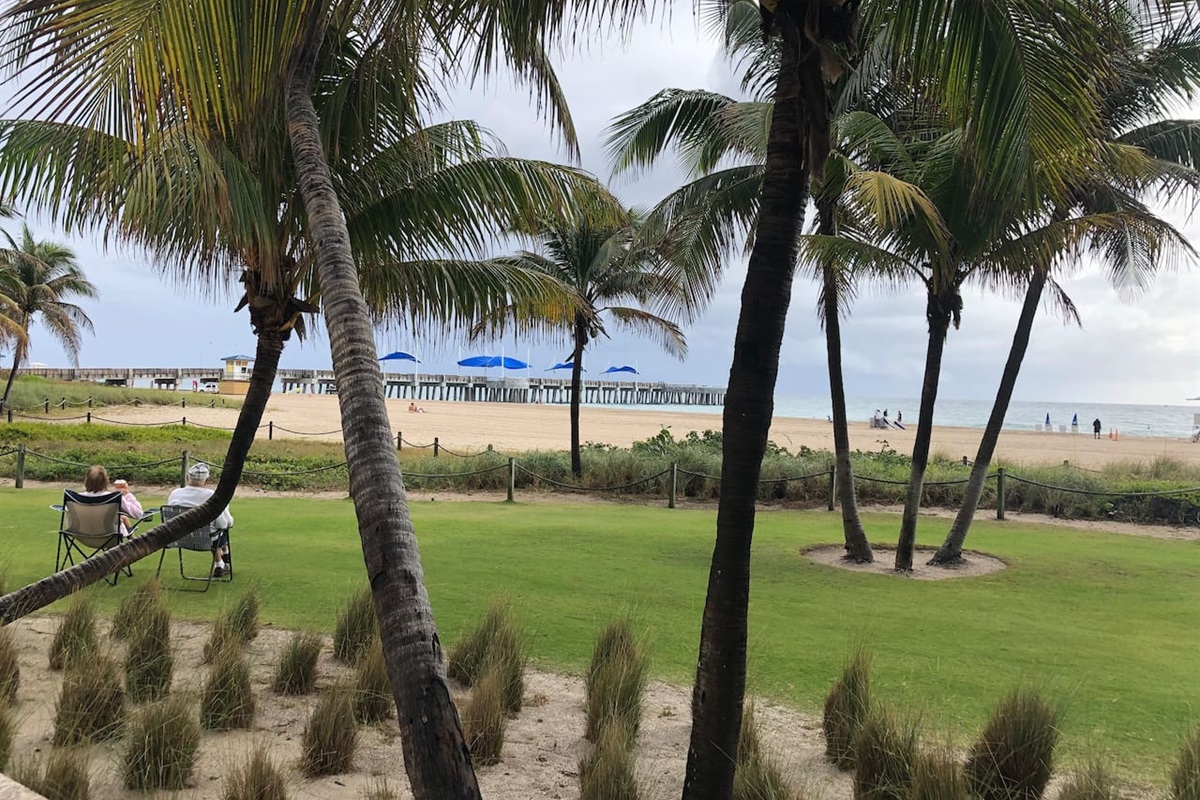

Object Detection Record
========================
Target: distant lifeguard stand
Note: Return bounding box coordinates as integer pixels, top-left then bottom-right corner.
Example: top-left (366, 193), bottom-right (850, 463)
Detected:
top-left (218, 354), bottom-right (254, 396)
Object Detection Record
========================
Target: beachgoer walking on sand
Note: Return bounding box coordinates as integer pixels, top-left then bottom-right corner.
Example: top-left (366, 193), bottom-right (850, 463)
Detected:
top-left (1093, 418), bottom-right (1102, 439)
top-left (896, 411), bottom-right (902, 424)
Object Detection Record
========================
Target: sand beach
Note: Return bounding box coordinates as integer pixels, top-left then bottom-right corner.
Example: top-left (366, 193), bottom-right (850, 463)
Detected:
top-left (92, 393), bottom-right (1199, 469)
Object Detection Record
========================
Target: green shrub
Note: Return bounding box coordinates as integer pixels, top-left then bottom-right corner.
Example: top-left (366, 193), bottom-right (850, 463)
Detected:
top-left (823, 648), bottom-right (871, 770)
top-left (910, 749), bottom-right (968, 800)
top-left (1174, 728), bottom-right (1200, 800)
top-left (125, 604), bottom-right (173, 702)
top-left (121, 695), bottom-right (201, 790)
top-left (333, 589), bottom-right (376, 665)
top-left (301, 686), bottom-right (358, 777)
top-left (1057, 762), bottom-right (1118, 800)
top-left (49, 595), bottom-right (97, 671)
top-left (964, 689), bottom-right (1060, 800)
top-left (111, 580), bottom-right (163, 639)
top-left (0, 627), bottom-right (20, 702)
top-left (54, 654), bottom-right (125, 744)
top-left (12, 749), bottom-right (90, 800)
top-left (734, 702), bottom-right (792, 800)
top-left (463, 666), bottom-right (507, 767)
top-left (354, 637), bottom-right (394, 724)
top-left (0, 701), bottom-right (14, 771)
top-left (224, 746), bottom-right (289, 800)
top-left (200, 643), bottom-right (255, 730)
top-left (852, 710), bottom-right (918, 800)
top-left (579, 723), bottom-right (639, 800)
top-left (228, 588), bottom-right (261, 643)
top-left (584, 618), bottom-right (647, 743)
top-left (447, 600), bottom-right (508, 685)
top-left (273, 630), bottom-right (323, 695)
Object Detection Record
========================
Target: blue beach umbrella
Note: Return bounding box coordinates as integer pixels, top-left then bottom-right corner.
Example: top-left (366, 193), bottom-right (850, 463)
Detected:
top-left (457, 355), bottom-right (531, 370)
top-left (379, 351), bottom-right (419, 363)
top-left (602, 365), bottom-right (639, 376)
top-left (546, 361), bottom-right (583, 372)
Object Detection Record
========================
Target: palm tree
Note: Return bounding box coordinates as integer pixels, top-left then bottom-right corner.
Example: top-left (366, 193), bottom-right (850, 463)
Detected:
top-left (929, 0), bottom-right (1200, 565)
top-left (0, 1), bottom-right (646, 796)
top-left (470, 190), bottom-right (693, 477)
top-left (0, 225), bottom-right (96, 408)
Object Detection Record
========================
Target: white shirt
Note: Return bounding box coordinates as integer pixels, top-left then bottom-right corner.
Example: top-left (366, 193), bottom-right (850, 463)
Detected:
top-left (166, 485), bottom-right (234, 530)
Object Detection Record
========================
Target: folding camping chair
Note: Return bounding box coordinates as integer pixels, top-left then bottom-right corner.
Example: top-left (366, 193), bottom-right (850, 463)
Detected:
top-left (156, 505), bottom-right (233, 592)
top-left (55, 490), bottom-right (134, 586)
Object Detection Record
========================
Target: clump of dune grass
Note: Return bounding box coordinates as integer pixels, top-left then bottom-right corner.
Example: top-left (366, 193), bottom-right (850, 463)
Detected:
top-left (463, 666), bottom-right (507, 766)
top-left (202, 616), bottom-right (239, 664)
top-left (11, 749), bottom-right (90, 800)
top-left (579, 723), bottom-right (639, 800)
top-left (0, 627), bottom-right (20, 702)
top-left (584, 618), bottom-right (647, 743)
top-left (362, 778), bottom-right (399, 800)
top-left (1173, 728), bottom-right (1200, 800)
top-left (964, 689), bottom-right (1060, 800)
top-left (111, 579), bottom-right (163, 639)
top-left (200, 642), bottom-right (255, 730)
top-left (49, 595), bottom-right (97, 671)
top-left (125, 604), bottom-right (173, 702)
top-left (354, 637), bottom-right (394, 724)
top-left (333, 588), bottom-right (376, 665)
top-left (228, 588), bottom-right (261, 643)
top-left (223, 746), bottom-right (288, 800)
top-left (910, 749), bottom-right (968, 800)
top-left (54, 654), bottom-right (125, 745)
top-left (273, 630), bottom-right (323, 695)
top-left (0, 701), bottom-right (14, 770)
top-left (121, 695), bottom-right (201, 790)
top-left (489, 622), bottom-right (526, 715)
top-left (852, 709), bottom-right (919, 800)
top-left (734, 702), bottom-right (792, 800)
top-left (1057, 762), bottom-right (1118, 800)
top-left (447, 600), bottom-right (508, 685)
top-left (823, 648), bottom-right (871, 770)
top-left (301, 685), bottom-right (358, 776)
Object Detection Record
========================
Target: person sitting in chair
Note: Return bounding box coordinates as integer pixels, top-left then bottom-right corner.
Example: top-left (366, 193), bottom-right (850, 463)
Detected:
top-left (81, 465), bottom-right (142, 536)
top-left (167, 463), bottom-right (234, 577)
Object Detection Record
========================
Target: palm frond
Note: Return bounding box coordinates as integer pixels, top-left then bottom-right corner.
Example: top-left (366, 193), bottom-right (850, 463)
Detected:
top-left (603, 306), bottom-right (687, 359)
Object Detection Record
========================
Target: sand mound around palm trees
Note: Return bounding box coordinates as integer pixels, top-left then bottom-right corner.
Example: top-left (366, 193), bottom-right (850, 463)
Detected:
top-left (802, 544), bottom-right (1007, 579)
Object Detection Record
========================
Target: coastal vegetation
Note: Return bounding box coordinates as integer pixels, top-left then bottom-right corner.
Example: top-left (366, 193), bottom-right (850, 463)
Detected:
top-left (1, 486), bottom-right (1196, 780)
top-left (2, 376), bottom-right (241, 412)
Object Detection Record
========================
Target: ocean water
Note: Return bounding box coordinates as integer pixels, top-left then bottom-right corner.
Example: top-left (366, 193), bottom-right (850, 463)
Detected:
top-left (611, 396), bottom-right (1200, 440)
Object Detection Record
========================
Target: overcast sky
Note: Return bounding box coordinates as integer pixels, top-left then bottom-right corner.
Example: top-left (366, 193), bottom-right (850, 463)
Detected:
top-left (3, 14), bottom-right (1198, 406)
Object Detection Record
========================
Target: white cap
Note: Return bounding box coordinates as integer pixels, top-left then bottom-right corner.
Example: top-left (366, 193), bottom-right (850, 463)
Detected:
top-left (187, 462), bottom-right (211, 479)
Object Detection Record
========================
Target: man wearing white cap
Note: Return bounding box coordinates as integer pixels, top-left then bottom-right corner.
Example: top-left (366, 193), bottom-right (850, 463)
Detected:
top-left (167, 462), bottom-right (235, 577)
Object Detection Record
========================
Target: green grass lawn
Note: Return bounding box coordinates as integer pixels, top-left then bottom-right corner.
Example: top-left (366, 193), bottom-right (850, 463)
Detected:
top-left (2, 487), bottom-right (1196, 782)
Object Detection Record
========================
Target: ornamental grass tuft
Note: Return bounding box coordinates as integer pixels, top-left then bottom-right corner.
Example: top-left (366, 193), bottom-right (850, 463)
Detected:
top-left (823, 648), bottom-right (871, 770)
top-left (964, 689), bottom-right (1060, 800)
top-left (49, 595), bottom-right (96, 671)
top-left (301, 685), bottom-right (358, 777)
top-left (121, 695), bottom-right (201, 791)
top-left (54, 654), bottom-right (125, 745)
top-left (273, 630), bottom-right (322, 695)
top-left (333, 588), bottom-right (376, 665)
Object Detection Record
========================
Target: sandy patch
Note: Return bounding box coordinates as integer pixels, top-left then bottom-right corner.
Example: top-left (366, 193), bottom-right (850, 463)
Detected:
top-left (802, 545), bottom-right (1007, 580)
top-left (3, 616), bottom-right (853, 800)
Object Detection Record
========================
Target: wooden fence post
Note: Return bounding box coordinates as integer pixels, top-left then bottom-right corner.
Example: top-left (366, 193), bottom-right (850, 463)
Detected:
top-left (996, 468), bottom-right (1006, 521)
top-left (507, 458), bottom-right (516, 502)
top-left (396, 432), bottom-right (402, 451)
top-left (182, 416), bottom-right (187, 427)
top-left (43, 399), bottom-right (49, 414)
top-left (668, 462), bottom-right (678, 509)
top-left (180, 450), bottom-right (189, 488)
top-left (433, 437), bottom-right (439, 457)
top-left (182, 397), bottom-right (187, 408)
top-left (827, 465), bottom-right (836, 511)
top-left (268, 421), bottom-right (274, 440)
top-left (59, 397), bottom-right (66, 410)
top-left (15, 444), bottom-right (25, 489)
top-left (86, 412), bottom-right (91, 424)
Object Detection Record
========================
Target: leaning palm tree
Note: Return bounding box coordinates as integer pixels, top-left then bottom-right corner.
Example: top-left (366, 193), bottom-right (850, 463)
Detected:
top-left (0, 1), bottom-right (645, 797)
top-left (0, 225), bottom-right (97, 408)
top-left (471, 189), bottom-right (694, 477)
top-left (929, 0), bottom-right (1200, 565)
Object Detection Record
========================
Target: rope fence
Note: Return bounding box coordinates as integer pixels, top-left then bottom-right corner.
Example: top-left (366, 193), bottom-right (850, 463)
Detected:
top-left (1, 396), bottom-right (229, 415)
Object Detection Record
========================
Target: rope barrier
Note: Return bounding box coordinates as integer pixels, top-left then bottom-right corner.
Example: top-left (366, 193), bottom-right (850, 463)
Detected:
top-left (186, 420), bottom-right (243, 431)
top-left (405, 464), bottom-right (510, 480)
top-left (22, 450), bottom-right (182, 470)
top-left (89, 416), bottom-right (184, 427)
top-left (1006, 475), bottom-right (1200, 498)
top-left (235, 462), bottom-right (350, 478)
top-left (12, 412), bottom-right (91, 421)
top-left (400, 438), bottom-right (436, 449)
top-left (272, 425), bottom-right (343, 436)
top-left (436, 445), bottom-right (493, 458)
top-left (516, 465), bottom-right (669, 492)
top-left (677, 468), bottom-right (829, 484)
top-left (0, 448), bottom-right (17, 458)
top-left (19, 451), bottom-right (90, 468)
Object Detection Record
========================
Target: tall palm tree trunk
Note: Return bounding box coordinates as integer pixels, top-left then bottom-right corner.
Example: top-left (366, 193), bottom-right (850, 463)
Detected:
top-left (0, 315), bottom-right (27, 408)
top-left (817, 198), bottom-right (872, 563)
top-left (569, 313), bottom-right (587, 477)
top-left (895, 294), bottom-right (952, 571)
top-left (286, 20), bottom-right (481, 800)
top-left (930, 269), bottom-right (1046, 565)
top-left (682, 15), bottom-right (808, 800)
top-left (0, 329), bottom-right (283, 622)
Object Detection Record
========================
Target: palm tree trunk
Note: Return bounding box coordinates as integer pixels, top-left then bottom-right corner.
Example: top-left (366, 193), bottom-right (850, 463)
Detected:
top-left (569, 313), bottom-right (587, 478)
top-left (681, 15), bottom-right (808, 800)
top-left (930, 269), bottom-right (1046, 565)
top-left (895, 293), bottom-right (952, 571)
top-left (286, 19), bottom-right (481, 800)
top-left (0, 316), bottom-right (27, 408)
top-left (817, 198), bottom-right (872, 563)
top-left (0, 329), bottom-right (283, 623)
